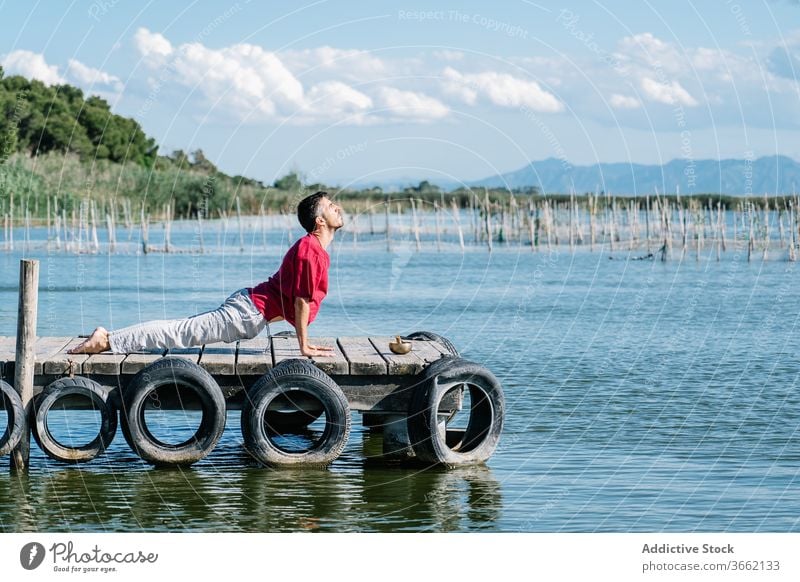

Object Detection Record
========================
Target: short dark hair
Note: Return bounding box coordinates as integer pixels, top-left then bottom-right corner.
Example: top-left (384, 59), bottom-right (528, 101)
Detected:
top-left (297, 191), bottom-right (328, 233)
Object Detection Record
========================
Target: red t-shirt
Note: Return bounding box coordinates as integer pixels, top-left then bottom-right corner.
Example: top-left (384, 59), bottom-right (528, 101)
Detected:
top-left (248, 233), bottom-right (330, 327)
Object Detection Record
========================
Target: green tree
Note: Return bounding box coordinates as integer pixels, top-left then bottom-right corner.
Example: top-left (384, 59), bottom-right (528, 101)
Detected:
top-left (274, 171), bottom-right (302, 191)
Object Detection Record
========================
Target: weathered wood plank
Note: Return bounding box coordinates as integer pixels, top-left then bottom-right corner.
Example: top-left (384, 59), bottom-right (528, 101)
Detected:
top-left (33, 336), bottom-right (73, 375)
top-left (83, 353), bottom-right (127, 375)
top-left (310, 337), bottom-right (349, 375)
top-left (236, 337), bottom-right (273, 375)
top-left (369, 337), bottom-right (426, 375)
top-left (122, 351), bottom-right (166, 374)
top-left (337, 337), bottom-right (388, 375)
top-left (406, 339), bottom-right (447, 364)
top-left (164, 346), bottom-right (201, 364)
top-left (198, 342), bottom-right (236, 375)
top-left (0, 336), bottom-right (16, 376)
top-left (427, 340), bottom-right (453, 357)
top-left (272, 335), bottom-right (306, 366)
top-left (43, 337), bottom-right (89, 375)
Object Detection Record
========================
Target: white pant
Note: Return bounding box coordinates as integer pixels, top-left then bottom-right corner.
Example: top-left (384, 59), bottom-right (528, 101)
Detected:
top-left (108, 288), bottom-right (267, 353)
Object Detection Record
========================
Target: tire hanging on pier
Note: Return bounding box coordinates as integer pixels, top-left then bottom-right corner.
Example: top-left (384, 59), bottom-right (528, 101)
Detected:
top-left (407, 356), bottom-right (504, 466)
top-left (0, 380), bottom-right (25, 457)
top-left (404, 331), bottom-right (460, 356)
top-left (32, 377), bottom-right (118, 463)
top-left (241, 358), bottom-right (350, 467)
top-left (121, 357), bottom-right (226, 466)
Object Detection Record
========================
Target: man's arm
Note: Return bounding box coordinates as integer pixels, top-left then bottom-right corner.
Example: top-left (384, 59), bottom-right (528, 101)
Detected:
top-left (294, 297), bottom-right (334, 357)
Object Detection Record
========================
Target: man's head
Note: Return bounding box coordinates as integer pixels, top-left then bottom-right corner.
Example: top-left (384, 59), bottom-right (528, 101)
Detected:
top-left (297, 191), bottom-right (344, 233)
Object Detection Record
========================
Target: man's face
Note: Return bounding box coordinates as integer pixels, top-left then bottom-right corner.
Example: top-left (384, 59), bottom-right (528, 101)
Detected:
top-left (317, 197), bottom-right (344, 230)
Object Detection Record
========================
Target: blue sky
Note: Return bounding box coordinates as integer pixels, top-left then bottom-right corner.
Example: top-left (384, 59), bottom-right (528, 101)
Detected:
top-left (1, 0), bottom-right (799, 186)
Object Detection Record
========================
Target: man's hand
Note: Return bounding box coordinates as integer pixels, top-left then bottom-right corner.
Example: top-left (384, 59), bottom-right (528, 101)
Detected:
top-left (300, 344), bottom-right (335, 357)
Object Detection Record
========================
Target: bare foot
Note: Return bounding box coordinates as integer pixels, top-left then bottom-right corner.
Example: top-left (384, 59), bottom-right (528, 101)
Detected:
top-left (68, 327), bottom-right (111, 354)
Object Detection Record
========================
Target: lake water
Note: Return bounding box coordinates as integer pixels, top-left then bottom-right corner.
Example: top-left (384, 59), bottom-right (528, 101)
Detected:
top-left (1, 221), bottom-right (799, 532)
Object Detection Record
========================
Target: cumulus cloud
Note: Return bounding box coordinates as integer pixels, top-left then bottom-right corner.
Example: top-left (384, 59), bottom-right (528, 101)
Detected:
top-left (640, 77), bottom-right (698, 106)
top-left (131, 28), bottom-right (453, 124)
top-left (1, 50), bottom-right (65, 85)
top-left (442, 67), bottom-right (563, 112)
top-left (376, 87), bottom-right (449, 120)
top-left (609, 94), bottom-right (641, 109)
top-left (305, 81), bottom-right (373, 122)
top-left (282, 46), bottom-right (385, 81)
top-left (133, 28), bottom-right (173, 59)
top-left (67, 59), bottom-right (123, 91)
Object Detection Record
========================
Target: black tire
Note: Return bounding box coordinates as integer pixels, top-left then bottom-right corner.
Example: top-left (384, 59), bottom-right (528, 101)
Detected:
top-left (241, 358), bottom-right (350, 467)
top-left (0, 380), bottom-right (24, 457)
top-left (407, 356), bottom-right (504, 466)
top-left (121, 357), bottom-right (226, 466)
top-left (404, 331), bottom-right (460, 356)
top-left (32, 377), bottom-right (117, 463)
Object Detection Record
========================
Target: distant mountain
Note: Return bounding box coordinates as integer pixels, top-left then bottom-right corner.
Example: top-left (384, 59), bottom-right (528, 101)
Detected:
top-left (470, 155), bottom-right (800, 195)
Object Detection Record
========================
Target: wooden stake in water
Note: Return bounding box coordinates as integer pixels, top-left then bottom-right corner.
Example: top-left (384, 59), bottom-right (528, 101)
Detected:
top-left (10, 259), bottom-right (39, 472)
top-left (384, 198), bottom-right (392, 253)
top-left (451, 198), bottom-right (465, 252)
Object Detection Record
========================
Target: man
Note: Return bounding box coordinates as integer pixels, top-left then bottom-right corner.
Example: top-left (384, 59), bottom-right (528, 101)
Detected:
top-left (69, 191), bottom-right (343, 358)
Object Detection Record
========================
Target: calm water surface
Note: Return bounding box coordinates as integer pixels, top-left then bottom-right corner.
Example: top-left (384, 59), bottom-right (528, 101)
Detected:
top-left (1, 224), bottom-right (798, 532)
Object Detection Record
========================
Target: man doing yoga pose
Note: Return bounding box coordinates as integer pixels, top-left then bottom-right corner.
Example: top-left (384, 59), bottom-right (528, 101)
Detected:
top-left (69, 191), bottom-right (343, 358)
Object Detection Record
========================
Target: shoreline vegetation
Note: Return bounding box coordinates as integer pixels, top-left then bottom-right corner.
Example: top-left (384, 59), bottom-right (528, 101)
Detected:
top-left (2, 70), bottom-right (800, 260)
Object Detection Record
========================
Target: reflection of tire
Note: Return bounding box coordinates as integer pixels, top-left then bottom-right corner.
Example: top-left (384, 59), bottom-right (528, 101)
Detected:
top-left (241, 359), bottom-right (350, 467)
top-left (121, 357), bottom-right (226, 466)
top-left (407, 356), bottom-right (504, 466)
top-left (32, 377), bottom-right (117, 463)
top-left (404, 331), bottom-right (459, 356)
top-left (265, 408), bottom-right (324, 433)
top-left (0, 380), bottom-right (24, 457)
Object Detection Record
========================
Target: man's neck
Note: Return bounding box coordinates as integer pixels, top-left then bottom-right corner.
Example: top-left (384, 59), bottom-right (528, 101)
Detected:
top-left (312, 228), bottom-right (334, 250)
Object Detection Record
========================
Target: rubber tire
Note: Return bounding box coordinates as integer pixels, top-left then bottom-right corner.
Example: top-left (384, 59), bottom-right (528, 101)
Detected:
top-left (407, 356), bottom-right (504, 466)
top-left (121, 357), bottom-right (226, 467)
top-left (241, 358), bottom-right (350, 467)
top-left (404, 331), bottom-right (460, 356)
top-left (32, 377), bottom-right (117, 463)
top-left (0, 380), bottom-right (24, 457)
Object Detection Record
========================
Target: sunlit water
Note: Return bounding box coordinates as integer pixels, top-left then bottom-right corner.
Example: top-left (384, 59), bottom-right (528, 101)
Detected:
top-left (1, 222), bottom-right (799, 532)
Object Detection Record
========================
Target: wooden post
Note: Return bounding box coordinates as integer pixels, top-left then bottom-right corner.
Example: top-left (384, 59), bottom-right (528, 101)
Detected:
top-left (10, 259), bottom-right (39, 471)
top-left (384, 198), bottom-right (392, 252)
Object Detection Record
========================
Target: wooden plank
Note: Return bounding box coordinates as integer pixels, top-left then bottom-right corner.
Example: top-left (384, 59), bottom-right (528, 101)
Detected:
top-left (310, 337), bottom-right (349, 375)
top-left (272, 335), bottom-right (306, 366)
top-left (122, 351), bottom-right (166, 374)
top-left (43, 337), bottom-right (89, 375)
top-left (164, 346), bottom-right (201, 364)
top-left (407, 339), bottom-right (448, 365)
top-left (0, 336), bottom-right (16, 376)
top-left (337, 336), bottom-right (388, 375)
top-left (82, 353), bottom-right (127, 375)
top-left (236, 337), bottom-right (273, 375)
top-left (198, 342), bottom-right (236, 375)
top-left (369, 337), bottom-right (426, 375)
top-left (427, 340), bottom-right (453, 357)
top-left (33, 336), bottom-right (73, 375)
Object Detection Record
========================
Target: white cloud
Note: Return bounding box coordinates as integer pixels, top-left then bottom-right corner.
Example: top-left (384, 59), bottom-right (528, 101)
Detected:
top-left (433, 50), bottom-right (464, 61)
top-left (640, 77), bottom-right (698, 106)
top-left (282, 46), bottom-right (385, 81)
top-left (67, 59), bottom-right (123, 91)
top-left (1, 50), bottom-right (64, 85)
top-left (442, 67), bottom-right (563, 113)
top-left (377, 87), bottom-right (449, 120)
top-left (134, 28), bottom-right (173, 59)
top-left (609, 94), bottom-right (641, 109)
top-left (305, 81), bottom-right (373, 121)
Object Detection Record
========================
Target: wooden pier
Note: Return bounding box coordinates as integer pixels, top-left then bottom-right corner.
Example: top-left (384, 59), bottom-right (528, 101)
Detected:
top-left (0, 332), bottom-right (504, 468)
